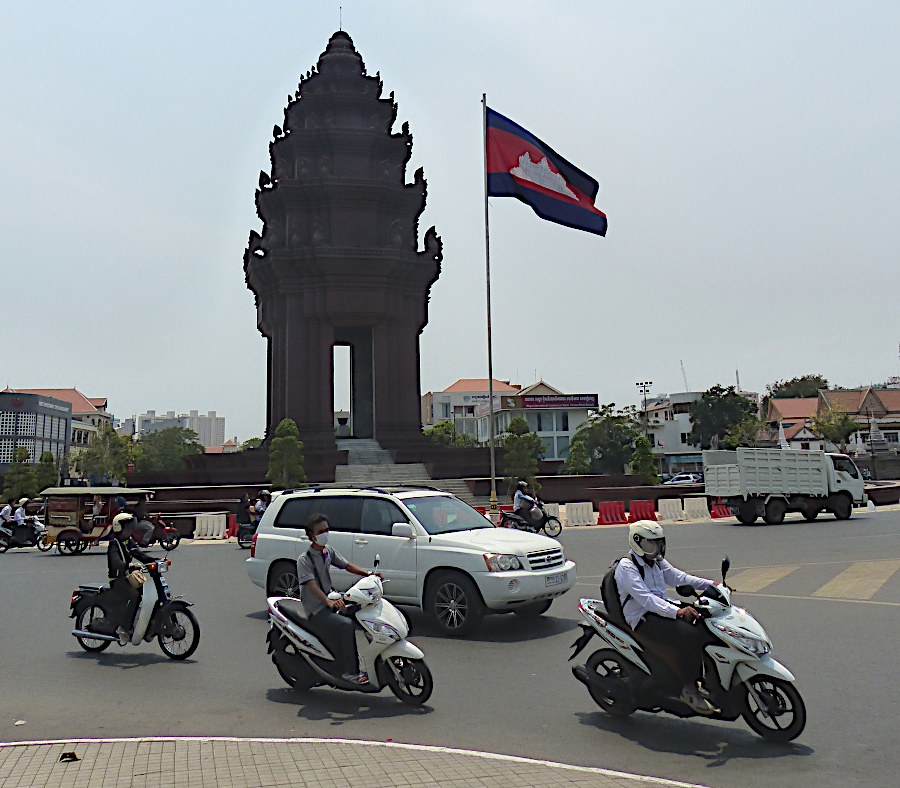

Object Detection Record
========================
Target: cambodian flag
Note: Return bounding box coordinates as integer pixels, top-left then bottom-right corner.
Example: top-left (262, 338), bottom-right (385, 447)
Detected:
top-left (486, 107), bottom-right (607, 236)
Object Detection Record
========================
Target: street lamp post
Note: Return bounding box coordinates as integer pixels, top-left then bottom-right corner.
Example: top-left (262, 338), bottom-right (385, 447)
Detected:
top-left (636, 380), bottom-right (653, 438)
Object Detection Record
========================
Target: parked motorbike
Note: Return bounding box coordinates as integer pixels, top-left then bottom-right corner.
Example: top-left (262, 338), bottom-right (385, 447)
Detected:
top-left (570, 556), bottom-right (806, 742)
top-left (69, 558), bottom-right (199, 660)
top-left (500, 501), bottom-right (563, 537)
top-left (0, 518), bottom-right (52, 553)
top-left (134, 514), bottom-right (181, 550)
top-left (266, 564), bottom-right (432, 705)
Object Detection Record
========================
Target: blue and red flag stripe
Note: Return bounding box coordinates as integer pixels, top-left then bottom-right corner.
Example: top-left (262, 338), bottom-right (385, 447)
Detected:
top-left (486, 107), bottom-right (607, 236)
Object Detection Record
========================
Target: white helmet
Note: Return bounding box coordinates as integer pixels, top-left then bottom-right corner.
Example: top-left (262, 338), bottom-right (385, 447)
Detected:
top-left (18, 498), bottom-right (29, 507)
top-left (112, 512), bottom-right (135, 533)
top-left (629, 520), bottom-right (666, 562)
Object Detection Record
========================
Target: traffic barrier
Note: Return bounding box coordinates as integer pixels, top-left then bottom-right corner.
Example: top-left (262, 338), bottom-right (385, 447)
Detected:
top-left (710, 501), bottom-right (732, 518)
top-left (683, 497), bottom-right (711, 521)
top-left (542, 502), bottom-right (560, 519)
top-left (597, 501), bottom-right (627, 525)
top-left (194, 513), bottom-right (227, 539)
top-left (564, 502), bottom-right (595, 527)
top-left (657, 498), bottom-right (684, 522)
top-left (627, 500), bottom-right (657, 522)
top-left (499, 505), bottom-right (514, 512)
top-left (226, 513), bottom-right (238, 537)
top-left (474, 506), bottom-right (487, 515)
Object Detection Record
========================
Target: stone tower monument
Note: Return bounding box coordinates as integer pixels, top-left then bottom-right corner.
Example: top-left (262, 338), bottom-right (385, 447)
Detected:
top-left (245, 32), bottom-right (442, 457)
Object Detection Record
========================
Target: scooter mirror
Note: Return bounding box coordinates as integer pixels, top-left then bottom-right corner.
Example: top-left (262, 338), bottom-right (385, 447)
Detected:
top-left (374, 554), bottom-right (380, 568)
top-left (722, 555), bottom-right (730, 582)
top-left (676, 584), bottom-right (697, 597)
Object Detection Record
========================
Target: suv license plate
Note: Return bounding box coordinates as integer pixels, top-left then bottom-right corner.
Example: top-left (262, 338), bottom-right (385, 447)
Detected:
top-left (545, 571), bottom-right (567, 587)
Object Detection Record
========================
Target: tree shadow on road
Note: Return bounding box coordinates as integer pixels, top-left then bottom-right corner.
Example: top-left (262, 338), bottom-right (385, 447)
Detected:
top-left (575, 710), bottom-right (814, 768)
top-left (266, 686), bottom-right (433, 723)
top-left (66, 650), bottom-right (198, 669)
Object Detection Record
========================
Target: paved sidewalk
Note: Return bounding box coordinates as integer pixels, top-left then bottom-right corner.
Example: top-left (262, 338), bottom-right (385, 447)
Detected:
top-left (0, 737), bottom-right (711, 788)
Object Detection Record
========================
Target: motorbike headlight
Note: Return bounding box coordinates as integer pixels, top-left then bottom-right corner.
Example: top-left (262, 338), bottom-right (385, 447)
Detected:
top-left (361, 620), bottom-right (401, 641)
top-left (711, 621), bottom-right (770, 655)
top-left (483, 553), bottom-right (522, 572)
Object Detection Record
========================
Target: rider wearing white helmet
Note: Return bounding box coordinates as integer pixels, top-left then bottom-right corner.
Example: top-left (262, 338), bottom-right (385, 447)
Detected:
top-left (614, 519), bottom-right (719, 714)
top-left (513, 480), bottom-right (537, 521)
top-left (106, 512), bottom-right (154, 644)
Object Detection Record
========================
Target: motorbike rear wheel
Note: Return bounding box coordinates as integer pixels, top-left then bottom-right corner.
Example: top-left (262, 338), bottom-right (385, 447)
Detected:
top-left (272, 646), bottom-right (318, 691)
top-left (542, 516), bottom-right (562, 537)
top-left (75, 604), bottom-right (112, 652)
top-left (740, 676), bottom-right (806, 742)
top-left (157, 608), bottom-right (200, 660)
top-left (58, 534), bottom-right (82, 555)
top-left (384, 656), bottom-right (433, 706)
top-left (160, 533), bottom-right (181, 551)
top-left (584, 649), bottom-right (636, 717)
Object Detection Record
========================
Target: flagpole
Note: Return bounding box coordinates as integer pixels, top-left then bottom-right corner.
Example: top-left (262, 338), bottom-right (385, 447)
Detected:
top-left (482, 93), bottom-right (499, 520)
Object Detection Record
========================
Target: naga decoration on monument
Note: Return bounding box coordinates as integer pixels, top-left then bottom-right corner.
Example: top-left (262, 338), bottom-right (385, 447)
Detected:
top-left (244, 31), bottom-right (442, 457)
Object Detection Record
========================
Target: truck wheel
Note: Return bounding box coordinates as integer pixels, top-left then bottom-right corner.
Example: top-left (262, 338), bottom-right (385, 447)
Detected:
top-left (763, 499), bottom-right (787, 525)
top-left (831, 495), bottom-right (852, 521)
top-left (736, 501), bottom-right (758, 525)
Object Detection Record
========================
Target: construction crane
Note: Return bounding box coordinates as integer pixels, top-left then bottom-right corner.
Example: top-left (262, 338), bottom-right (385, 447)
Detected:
top-left (680, 360), bottom-right (690, 391)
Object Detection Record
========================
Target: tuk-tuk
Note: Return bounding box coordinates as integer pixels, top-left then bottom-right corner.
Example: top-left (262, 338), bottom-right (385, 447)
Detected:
top-left (39, 486), bottom-right (154, 555)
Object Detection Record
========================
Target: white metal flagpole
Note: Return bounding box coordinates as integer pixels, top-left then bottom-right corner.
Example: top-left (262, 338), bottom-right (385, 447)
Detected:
top-left (482, 93), bottom-right (499, 519)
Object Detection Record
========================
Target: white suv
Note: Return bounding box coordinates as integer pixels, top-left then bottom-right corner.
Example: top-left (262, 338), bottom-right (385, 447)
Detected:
top-left (245, 486), bottom-right (577, 636)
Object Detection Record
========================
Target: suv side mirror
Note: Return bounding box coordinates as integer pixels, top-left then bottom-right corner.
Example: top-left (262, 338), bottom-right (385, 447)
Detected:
top-left (391, 523), bottom-right (415, 539)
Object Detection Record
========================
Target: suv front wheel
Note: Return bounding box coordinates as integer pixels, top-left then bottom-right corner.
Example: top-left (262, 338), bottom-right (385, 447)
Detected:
top-left (425, 570), bottom-right (484, 637)
top-left (268, 560), bottom-right (301, 598)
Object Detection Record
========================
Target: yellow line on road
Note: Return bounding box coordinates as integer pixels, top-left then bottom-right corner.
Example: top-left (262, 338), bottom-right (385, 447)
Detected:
top-left (813, 560), bottom-right (900, 600)
top-left (727, 565), bottom-right (800, 592)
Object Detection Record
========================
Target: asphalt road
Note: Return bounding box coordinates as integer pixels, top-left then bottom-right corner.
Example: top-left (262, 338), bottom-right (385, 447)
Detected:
top-left (1, 509), bottom-right (899, 788)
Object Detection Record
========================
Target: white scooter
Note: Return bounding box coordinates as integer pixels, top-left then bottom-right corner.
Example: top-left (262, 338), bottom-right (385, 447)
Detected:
top-left (570, 556), bottom-right (806, 742)
top-left (266, 564), bottom-right (433, 706)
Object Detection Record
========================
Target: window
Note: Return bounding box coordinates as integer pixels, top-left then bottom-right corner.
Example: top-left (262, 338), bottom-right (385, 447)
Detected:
top-left (403, 495), bottom-right (492, 535)
top-left (525, 411), bottom-right (539, 431)
top-left (887, 433), bottom-right (899, 444)
top-left (360, 498), bottom-right (407, 535)
top-left (559, 412), bottom-right (568, 431)
top-left (0, 412), bottom-right (15, 435)
top-left (831, 456), bottom-right (860, 479)
top-left (274, 497), bottom-right (316, 530)
top-left (536, 412), bottom-right (551, 432)
top-left (310, 496), bottom-right (361, 534)
top-left (556, 435), bottom-right (570, 458)
top-left (680, 433), bottom-right (691, 444)
top-left (440, 402), bottom-right (451, 419)
top-left (541, 436), bottom-right (554, 457)
top-left (801, 442), bottom-right (810, 450)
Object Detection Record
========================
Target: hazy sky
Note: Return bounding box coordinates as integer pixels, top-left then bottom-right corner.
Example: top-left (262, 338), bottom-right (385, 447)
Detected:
top-left (3, 2), bottom-right (899, 441)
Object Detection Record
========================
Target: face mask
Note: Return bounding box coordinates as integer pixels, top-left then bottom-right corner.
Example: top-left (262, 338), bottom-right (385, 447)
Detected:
top-left (315, 532), bottom-right (329, 546)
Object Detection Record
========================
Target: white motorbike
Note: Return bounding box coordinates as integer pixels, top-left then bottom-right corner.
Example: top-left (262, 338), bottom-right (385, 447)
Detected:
top-left (266, 568), bottom-right (433, 706)
top-left (570, 557), bottom-right (806, 742)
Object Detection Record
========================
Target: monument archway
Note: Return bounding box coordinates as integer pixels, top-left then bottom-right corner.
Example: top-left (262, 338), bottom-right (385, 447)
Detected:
top-left (245, 31), bottom-right (442, 454)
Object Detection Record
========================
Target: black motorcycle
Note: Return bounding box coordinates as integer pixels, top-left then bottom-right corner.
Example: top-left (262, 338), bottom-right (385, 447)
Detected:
top-left (134, 514), bottom-right (181, 551)
top-left (0, 519), bottom-right (53, 553)
top-left (237, 520), bottom-right (257, 549)
top-left (500, 501), bottom-right (563, 537)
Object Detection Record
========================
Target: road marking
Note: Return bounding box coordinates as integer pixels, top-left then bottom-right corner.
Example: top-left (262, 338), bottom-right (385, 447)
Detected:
top-left (812, 560), bottom-right (900, 600)
top-left (736, 591), bottom-right (900, 607)
top-left (727, 565), bottom-right (800, 592)
top-left (0, 737), bottom-right (714, 788)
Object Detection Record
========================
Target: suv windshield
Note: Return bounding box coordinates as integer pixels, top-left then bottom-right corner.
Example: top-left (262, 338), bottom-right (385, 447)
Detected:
top-left (403, 495), bottom-right (494, 535)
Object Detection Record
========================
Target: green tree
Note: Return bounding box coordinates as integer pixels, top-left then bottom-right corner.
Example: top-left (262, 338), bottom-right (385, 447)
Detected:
top-left (424, 420), bottom-right (478, 448)
top-left (34, 451), bottom-right (59, 492)
top-left (564, 439), bottom-right (590, 475)
top-left (2, 447), bottom-right (37, 501)
top-left (629, 436), bottom-right (659, 483)
top-left (767, 374), bottom-right (829, 399)
top-left (812, 408), bottom-right (860, 453)
top-left (240, 437), bottom-right (264, 451)
top-left (502, 416), bottom-right (544, 493)
top-left (133, 427), bottom-right (203, 473)
top-left (571, 403), bottom-right (640, 475)
top-left (689, 386), bottom-right (756, 450)
top-left (724, 415), bottom-right (766, 448)
top-left (267, 418), bottom-right (306, 489)
top-left (72, 422), bottom-right (132, 482)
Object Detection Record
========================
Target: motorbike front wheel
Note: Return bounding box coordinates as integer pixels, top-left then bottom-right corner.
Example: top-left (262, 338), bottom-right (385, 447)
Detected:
top-left (584, 649), bottom-right (636, 717)
top-left (157, 608), bottom-right (200, 660)
top-left (542, 516), bottom-right (563, 537)
top-left (384, 656), bottom-right (433, 706)
top-left (0, 538), bottom-right (9, 553)
top-left (740, 676), bottom-right (806, 742)
top-left (75, 604), bottom-right (112, 652)
top-left (37, 535), bottom-right (54, 551)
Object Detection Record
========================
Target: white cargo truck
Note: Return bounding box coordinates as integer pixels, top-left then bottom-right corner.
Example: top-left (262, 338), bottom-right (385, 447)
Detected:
top-left (703, 447), bottom-right (867, 525)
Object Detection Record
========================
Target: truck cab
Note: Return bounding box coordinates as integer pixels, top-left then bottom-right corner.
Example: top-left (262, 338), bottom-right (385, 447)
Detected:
top-left (826, 454), bottom-right (866, 506)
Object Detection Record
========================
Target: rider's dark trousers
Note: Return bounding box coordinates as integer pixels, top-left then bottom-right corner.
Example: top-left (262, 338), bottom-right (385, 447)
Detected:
top-left (308, 607), bottom-right (359, 675)
top-left (107, 577), bottom-right (140, 631)
top-left (633, 612), bottom-right (711, 686)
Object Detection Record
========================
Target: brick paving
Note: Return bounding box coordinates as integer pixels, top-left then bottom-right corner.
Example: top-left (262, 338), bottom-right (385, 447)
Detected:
top-left (0, 738), bottom-right (710, 788)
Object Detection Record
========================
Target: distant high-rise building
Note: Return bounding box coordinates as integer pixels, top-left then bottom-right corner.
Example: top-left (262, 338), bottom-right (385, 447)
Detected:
top-left (136, 409), bottom-right (225, 448)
